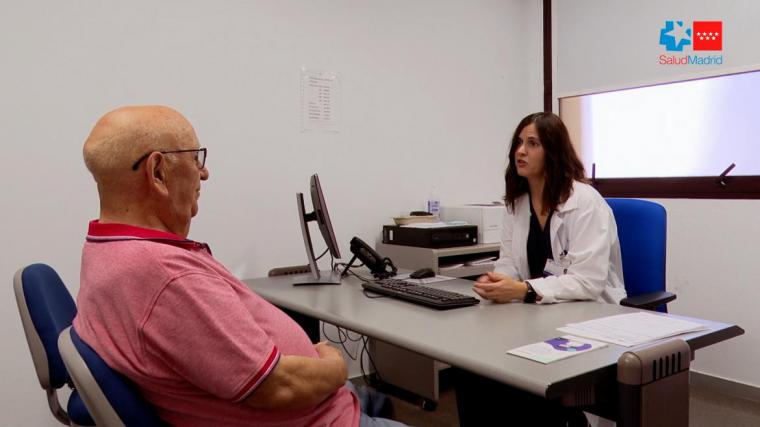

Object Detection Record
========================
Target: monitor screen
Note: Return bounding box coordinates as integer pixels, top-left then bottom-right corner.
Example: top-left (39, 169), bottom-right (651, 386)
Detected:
top-left (311, 174), bottom-right (341, 259)
top-left (293, 174), bottom-right (342, 285)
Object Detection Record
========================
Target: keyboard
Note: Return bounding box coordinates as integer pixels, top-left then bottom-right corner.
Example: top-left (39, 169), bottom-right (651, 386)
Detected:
top-left (361, 279), bottom-right (480, 310)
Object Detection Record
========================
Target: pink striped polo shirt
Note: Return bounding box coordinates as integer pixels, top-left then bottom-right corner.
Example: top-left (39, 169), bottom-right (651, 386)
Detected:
top-left (73, 220), bottom-right (359, 426)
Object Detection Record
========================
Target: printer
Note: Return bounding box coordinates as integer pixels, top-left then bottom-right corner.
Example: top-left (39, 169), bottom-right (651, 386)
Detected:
top-left (440, 203), bottom-right (505, 244)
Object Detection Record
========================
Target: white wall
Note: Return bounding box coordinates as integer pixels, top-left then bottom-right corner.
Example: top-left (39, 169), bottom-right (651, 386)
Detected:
top-left (555, 0), bottom-right (760, 389)
top-left (554, 0), bottom-right (760, 97)
top-left (0, 1), bottom-right (542, 424)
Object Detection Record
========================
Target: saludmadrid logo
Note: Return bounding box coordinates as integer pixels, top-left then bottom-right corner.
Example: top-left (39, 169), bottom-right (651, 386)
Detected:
top-left (659, 20), bottom-right (723, 65)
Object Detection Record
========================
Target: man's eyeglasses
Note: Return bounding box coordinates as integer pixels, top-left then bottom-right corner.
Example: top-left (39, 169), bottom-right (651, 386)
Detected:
top-left (131, 148), bottom-right (207, 171)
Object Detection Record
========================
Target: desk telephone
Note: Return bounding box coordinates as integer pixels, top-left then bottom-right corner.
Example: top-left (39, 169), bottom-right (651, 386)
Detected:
top-left (342, 237), bottom-right (480, 309)
top-left (341, 237), bottom-right (397, 279)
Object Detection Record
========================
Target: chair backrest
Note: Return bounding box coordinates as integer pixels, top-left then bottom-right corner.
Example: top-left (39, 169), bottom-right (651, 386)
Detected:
top-left (13, 263), bottom-right (93, 426)
top-left (605, 198), bottom-right (667, 299)
top-left (58, 326), bottom-right (167, 427)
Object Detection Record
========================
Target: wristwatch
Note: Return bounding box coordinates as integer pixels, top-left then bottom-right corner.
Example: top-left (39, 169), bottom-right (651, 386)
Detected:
top-left (523, 281), bottom-right (537, 304)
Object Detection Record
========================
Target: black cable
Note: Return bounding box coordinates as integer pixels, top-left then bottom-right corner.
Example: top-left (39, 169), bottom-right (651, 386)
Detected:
top-left (329, 262), bottom-right (386, 385)
top-left (321, 322), bottom-right (350, 359)
top-left (343, 268), bottom-right (376, 283)
top-left (360, 335), bottom-right (383, 386)
top-left (365, 337), bottom-right (382, 384)
top-left (338, 263), bottom-right (388, 299)
top-left (333, 261), bottom-right (365, 272)
top-left (314, 248), bottom-right (329, 261)
top-left (321, 322), bottom-right (363, 361)
top-left (343, 329), bottom-right (363, 342)
top-left (379, 257), bottom-right (398, 278)
top-left (321, 322), bottom-right (343, 344)
top-left (359, 336), bottom-right (369, 384)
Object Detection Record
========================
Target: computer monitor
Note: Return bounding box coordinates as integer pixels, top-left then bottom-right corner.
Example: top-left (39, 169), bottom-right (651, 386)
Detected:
top-left (293, 174), bottom-right (342, 285)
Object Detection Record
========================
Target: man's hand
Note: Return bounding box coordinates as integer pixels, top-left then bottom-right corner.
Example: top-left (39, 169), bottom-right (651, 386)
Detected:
top-left (314, 341), bottom-right (342, 359)
top-left (472, 272), bottom-right (529, 303)
top-left (314, 342), bottom-right (348, 384)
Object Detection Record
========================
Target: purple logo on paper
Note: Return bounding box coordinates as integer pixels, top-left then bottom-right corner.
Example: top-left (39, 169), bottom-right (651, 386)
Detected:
top-left (546, 337), bottom-right (592, 352)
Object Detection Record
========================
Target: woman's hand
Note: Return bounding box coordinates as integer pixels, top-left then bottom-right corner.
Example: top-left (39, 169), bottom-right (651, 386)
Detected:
top-left (472, 272), bottom-right (529, 303)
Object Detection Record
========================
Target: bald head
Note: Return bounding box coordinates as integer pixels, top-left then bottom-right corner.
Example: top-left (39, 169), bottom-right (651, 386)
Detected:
top-left (83, 105), bottom-right (196, 185)
top-left (83, 106), bottom-right (205, 233)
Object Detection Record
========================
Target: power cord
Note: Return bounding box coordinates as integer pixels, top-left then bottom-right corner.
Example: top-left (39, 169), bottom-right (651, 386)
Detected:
top-left (338, 265), bottom-right (378, 284)
top-left (321, 323), bottom-right (363, 360)
top-left (333, 261), bottom-right (365, 272)
top-left (320, 250), bottom-right (388, 385)
top-left (360, 335), bottom-right (383, 386)
top-left (315, 248), bottom-right (329, 261)
top-left (321, 323), bottom-right (382, 385)
top-left (337, 259), bottom-right (390, 300)
top-left (322, 261), bottom-right (385, 384)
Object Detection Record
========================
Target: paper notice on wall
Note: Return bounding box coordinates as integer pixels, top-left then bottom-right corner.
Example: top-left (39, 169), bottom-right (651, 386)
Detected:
top-left (300, 68), bottom-right (341, 133)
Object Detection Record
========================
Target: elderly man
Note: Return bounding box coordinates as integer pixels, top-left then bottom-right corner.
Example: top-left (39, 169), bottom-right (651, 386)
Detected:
top-left (73, 106), bottom-right (403, 426)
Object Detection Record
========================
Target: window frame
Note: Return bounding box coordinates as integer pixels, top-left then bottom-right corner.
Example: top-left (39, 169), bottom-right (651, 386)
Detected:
top-left (590, 176), bottom-right (760, 199)
top-left (542, 1), bottom-right (760, 199)
top-left (555, 71), bottom-right (760, 200)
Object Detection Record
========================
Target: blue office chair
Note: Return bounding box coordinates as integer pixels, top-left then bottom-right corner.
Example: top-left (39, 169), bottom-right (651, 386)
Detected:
top-left (606, 198), bottom-right (676, 312)
top-left (13, 263), bottom-right (95, 426)
top-left (58, 326), bottom-right (167, 427)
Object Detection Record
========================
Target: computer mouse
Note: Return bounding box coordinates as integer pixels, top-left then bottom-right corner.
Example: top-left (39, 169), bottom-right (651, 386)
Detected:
top-left (410, 267), bottom-right (436, 279)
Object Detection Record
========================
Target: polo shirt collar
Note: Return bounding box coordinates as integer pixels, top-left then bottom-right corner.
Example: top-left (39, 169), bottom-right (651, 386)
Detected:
top-left (86, 220), bottom-right (211, 254)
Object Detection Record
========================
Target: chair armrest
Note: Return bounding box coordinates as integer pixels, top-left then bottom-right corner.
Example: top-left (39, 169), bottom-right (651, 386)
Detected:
top-left (620, 291), bottom-right (676, 310)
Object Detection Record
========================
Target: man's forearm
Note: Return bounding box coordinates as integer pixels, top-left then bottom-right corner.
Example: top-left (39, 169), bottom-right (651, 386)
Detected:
top-left (245, 354), bottom-right (347, 410)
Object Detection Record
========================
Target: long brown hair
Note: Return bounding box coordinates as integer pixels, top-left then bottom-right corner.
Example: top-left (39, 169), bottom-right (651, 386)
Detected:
top-left (504, 112), bottom-right (586, 213)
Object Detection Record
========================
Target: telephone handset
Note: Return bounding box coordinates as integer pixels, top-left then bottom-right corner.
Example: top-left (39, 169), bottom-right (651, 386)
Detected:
top-left (341, 237), bottom-right (397, 279)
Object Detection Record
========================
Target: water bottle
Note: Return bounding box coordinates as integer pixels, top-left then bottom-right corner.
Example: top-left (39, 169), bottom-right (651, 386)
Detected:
top-left (427, 186), bottom-right (440, 218)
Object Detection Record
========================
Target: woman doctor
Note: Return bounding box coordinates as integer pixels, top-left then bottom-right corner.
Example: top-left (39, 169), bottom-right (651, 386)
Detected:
top-left (454, 112), bottom-right (627, 427)
top-left (473, 111), bottom-right (626, 304)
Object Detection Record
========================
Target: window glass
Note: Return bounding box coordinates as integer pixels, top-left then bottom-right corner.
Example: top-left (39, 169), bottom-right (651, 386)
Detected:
top-left (560, 70), bottom-right (760, 178)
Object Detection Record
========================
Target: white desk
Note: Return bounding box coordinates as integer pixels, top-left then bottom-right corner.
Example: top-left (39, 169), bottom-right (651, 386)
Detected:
top-left (243, 274), bottom-right (743, 403)
top-left (372, 242), bottom-right (502, 403)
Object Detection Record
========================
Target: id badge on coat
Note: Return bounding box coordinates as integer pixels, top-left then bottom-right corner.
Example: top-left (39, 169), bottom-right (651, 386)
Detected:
top-left (543, 258), bottom-right (569, 276)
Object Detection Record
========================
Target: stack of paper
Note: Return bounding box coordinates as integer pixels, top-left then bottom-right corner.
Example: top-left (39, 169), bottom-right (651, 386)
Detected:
top-left (558, 312), bottom-right (707, 347)
top-left (464, 256), bottom-right (498, 266)
top-left (402, 222), bottom-right (451, 229)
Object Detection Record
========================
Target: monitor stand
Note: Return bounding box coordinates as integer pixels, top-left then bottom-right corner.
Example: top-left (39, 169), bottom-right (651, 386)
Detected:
top-left (295, 192), bottom-right (342, 286)
top-left (292, 270), bottom-right (342, 286)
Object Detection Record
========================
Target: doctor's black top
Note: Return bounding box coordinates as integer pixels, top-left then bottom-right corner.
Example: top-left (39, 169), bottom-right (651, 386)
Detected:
top-left (527, 202), bottom-right (553, 279)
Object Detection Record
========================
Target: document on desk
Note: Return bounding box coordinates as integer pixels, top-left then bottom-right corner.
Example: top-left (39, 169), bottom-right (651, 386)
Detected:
top-left (401, 222), bottom-right (449, 228)
top-left (507, 336), bottom-right (607, 364)
top-left (557, 312), bottom-right (708, 347)
top-left (464, 255), bottom-right (498, 266)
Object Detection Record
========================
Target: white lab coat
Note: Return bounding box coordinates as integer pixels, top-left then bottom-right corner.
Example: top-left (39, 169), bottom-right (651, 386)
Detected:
top-left (493, 181), bottom-right (626, 304)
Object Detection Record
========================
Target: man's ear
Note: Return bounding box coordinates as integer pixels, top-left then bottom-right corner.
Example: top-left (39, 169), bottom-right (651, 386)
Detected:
top-left (146, 153), bottom-right (170, 197)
